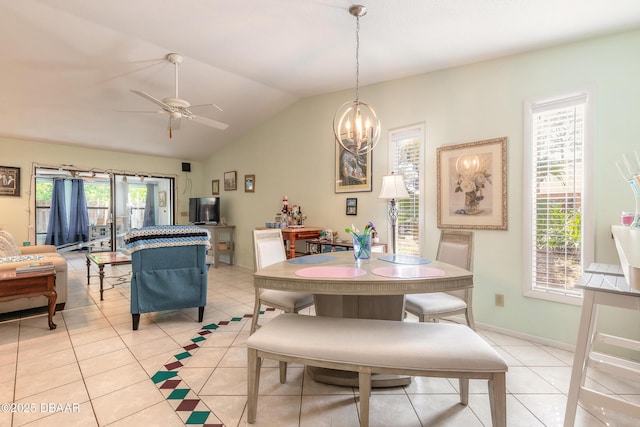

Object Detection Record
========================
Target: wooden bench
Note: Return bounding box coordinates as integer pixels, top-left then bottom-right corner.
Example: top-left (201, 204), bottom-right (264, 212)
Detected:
top-left (247, 313), bottom-right (508, 427)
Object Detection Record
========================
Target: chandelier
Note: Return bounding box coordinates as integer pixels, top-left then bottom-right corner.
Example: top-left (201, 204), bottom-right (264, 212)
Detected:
top-left (333, 4), bottom-right (380, 156)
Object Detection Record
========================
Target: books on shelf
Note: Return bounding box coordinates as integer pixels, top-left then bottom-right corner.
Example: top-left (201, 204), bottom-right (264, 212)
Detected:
top-left (15, 262), bottom-right (55, 274)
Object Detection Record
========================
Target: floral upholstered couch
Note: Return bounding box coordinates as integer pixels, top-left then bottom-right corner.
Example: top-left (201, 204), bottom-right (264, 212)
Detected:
top-left (0, 230), bottom-right (67, 314)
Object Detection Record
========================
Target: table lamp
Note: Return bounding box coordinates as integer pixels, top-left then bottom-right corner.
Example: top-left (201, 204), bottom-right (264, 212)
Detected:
top-left (378, 173), bottom-right (410, 254)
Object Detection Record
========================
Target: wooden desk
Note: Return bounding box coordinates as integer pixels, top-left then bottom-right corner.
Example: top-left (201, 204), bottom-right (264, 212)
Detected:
top-left (280, 227), bottom-right (323, 259)
top-left (0, 269), bottom-right (57, 329)
top-left (307, 238), bottom-right (387, 254)
top-left (86, 251), bottom-right (131, 301)
top-left (253, 251), bottom-right (473, 386)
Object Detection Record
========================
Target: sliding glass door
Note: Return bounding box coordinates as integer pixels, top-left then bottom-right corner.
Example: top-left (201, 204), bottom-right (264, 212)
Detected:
top-left (112, 174), bottom-right (174, 250)
top-left (34, 167), bottom-right (174, 251)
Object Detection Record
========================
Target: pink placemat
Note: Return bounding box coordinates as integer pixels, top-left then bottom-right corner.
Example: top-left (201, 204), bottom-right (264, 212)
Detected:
top-left (295, 266), bottom-right (367, 278)
top-left (371, 266), bottom-right (446, 279)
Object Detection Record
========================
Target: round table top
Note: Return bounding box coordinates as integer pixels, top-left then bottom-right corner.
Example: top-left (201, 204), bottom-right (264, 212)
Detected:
top-left (253, 251), bottom-right (473, 296)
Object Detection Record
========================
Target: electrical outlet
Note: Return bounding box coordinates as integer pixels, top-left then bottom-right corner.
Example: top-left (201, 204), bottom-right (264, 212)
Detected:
top-left (495, 293), bottom-right (504, 307)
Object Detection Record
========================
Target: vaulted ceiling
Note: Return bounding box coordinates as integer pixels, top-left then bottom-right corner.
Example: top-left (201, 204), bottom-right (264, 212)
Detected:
top-left (2, 0), bottom-right (640, 160)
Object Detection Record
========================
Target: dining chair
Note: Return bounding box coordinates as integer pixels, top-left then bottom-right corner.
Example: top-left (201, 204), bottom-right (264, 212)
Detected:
top-left (250, 228), bottom-right (314, 334)
top-left (404, 230), bottom-right (475, 329)
top-left (251, 228), bottom-right (314, 382)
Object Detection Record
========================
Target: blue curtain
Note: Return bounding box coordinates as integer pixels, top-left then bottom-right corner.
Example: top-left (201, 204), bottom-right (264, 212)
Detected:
top-left (68, 179), bottom-right (89, 242)
top-left (142, 183), bottom-right (156, 227)
top-left (45, 179), bottom-right (69, 246)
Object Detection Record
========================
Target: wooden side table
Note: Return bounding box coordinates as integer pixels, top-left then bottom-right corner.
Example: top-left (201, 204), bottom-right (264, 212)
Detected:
top-left (281, 227), bottom-right (323, 258)
top-left (0, 270), bottom-right (57, 329)
top-left (202, 225), bottom-right (235, 267)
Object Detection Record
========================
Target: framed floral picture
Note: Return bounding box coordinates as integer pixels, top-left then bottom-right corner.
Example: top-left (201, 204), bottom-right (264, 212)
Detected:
top-left (335, 142), bottom-right (372, 193)
top-left (437, 137), bottom-right (507, 230)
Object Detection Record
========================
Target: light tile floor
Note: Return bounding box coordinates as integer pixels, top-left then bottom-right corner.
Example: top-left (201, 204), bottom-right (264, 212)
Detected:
top-left (0, 252), bottom-right (639, 426)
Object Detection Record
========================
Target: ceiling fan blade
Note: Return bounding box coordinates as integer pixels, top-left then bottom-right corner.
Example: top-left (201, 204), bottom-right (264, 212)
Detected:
top-left (189, 103), bottom-right (224, 112)
top-left (189, 114), bottom-right (229, 130)
top-left (114, 109), bottom-right (164, 114)
top-left (130, 89), bottom-right (169, 108)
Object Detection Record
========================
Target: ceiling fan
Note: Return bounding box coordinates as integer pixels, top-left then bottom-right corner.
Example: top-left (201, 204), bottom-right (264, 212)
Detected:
top-left (124, 53), bottom-right (229, 138)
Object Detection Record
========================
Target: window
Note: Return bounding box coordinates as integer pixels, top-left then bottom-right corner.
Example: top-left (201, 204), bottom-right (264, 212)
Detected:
top-left (523, 91), bottom-right (594, 303)
top-left (388, 124), bottom-right (424, 256)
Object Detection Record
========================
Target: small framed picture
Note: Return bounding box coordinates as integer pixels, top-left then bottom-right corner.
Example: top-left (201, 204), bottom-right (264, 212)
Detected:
top-left (158, 191), bottom-right (167, 207)
top-left (346, 197), bottom-right (357, 215)
top-left (224, 171), bottom-right (237, 191)
top-left (245, 174), bottom-right (255, 193)
top-left (212, 179), bottom-right (220, 195)
top-left (0, 166), bottom-right (20, 197)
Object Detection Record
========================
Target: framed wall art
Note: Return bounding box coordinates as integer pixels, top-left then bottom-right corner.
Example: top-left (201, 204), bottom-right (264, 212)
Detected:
top-left (158, 191), bottom-right (167, 207)
top-left (437, 137), bottom-right (507, 230)
top-left (224, 171), bottom-right (237, 191)
top-left (335, 142), bottom-right (372, 193)
top-left (212, 179), bottom-right (220, 195)
top-left (346, 197), bottom-right (357, 215)
top-left (0, 166), bottom-right (20, 197)
top-left (244, 175), bottom-right (255, 193)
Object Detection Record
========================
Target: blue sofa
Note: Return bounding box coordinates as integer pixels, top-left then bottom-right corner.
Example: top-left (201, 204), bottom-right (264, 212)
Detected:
top-left (124, 226), bottom-right (210, 330)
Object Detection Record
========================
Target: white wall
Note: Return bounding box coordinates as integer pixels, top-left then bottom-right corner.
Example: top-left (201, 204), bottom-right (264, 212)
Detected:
top-left (204, 29), bottom-right (640, 345)
top-left (0, 138), bottom-right (204, 242)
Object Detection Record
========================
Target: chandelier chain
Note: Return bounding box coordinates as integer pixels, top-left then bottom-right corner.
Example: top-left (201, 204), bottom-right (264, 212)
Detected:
top-left (355, 14), bottom-right (360, 103)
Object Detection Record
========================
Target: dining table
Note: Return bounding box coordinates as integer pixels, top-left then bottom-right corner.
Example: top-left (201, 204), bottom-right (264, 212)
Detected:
top-left (253, 250), bottom-right (474, 387)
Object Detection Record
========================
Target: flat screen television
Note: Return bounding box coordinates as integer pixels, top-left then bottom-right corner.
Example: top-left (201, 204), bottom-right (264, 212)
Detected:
top-left (189, 197), bottom-right (220, 225)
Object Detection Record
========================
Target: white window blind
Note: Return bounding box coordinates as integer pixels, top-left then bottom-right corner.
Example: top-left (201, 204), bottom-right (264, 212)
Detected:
top-left (389, 125), bottom-right (424, 256)
top-left (527, 94), bottom-right (587, 297)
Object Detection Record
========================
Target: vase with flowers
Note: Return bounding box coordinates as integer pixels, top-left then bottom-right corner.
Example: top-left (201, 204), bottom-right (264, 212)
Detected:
top-left (345, 222), bottom-right (375, 261)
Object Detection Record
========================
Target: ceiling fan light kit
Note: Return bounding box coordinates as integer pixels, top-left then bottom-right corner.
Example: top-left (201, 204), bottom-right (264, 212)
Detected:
top-left (333, 4), bottom-right (380, 156)
top-left (125, 53), bottom-right (229, 138)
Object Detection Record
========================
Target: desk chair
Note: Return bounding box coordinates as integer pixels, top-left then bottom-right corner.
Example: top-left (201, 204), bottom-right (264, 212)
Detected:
top-left (405, 230), bottom-right (475, 329)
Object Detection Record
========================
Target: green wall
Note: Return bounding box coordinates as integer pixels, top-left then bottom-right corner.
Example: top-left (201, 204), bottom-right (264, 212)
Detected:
top-left (1, 29), bottom-right (639, 347)
top-left (204, 29), bottom-right (640, 346)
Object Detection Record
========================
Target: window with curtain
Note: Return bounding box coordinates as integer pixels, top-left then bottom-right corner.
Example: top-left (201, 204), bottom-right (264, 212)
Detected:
top-left (523, 91), bottom-right (593, 302)
top-left (389, 124), bottom-right (424, 256)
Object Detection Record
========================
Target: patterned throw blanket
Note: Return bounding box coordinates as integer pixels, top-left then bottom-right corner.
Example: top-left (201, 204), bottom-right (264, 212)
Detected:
top-left (124, 226), bottom-right (211, 253)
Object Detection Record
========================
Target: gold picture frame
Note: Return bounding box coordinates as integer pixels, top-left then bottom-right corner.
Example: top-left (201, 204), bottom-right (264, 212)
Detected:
top-left (224, 171), bottom-right (237, 191)
top-left (437, 137), bottom-right (507, 230)
top-left (244, 175), bottom-right (255, 193)
top-left (158, 191), bottom-right (167, 207)
top-left (212, 179), bottom-right (220, 195)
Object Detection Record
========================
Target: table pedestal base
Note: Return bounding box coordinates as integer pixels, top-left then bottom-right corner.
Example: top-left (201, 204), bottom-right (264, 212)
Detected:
top-left (307, 367), bottom-right (411, 388)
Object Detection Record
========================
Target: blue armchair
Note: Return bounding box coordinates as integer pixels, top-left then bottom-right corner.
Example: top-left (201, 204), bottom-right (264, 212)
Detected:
top-left (124, 226), bottom-right (210, 330)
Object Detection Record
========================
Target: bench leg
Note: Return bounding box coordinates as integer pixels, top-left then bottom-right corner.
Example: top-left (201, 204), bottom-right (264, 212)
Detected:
top-left (459, 378), bottom-right (469, 405)
top-left (488, 372), bottom-right (506, 427)
top-left (358, 369), bottom-right (371, 427)
top-left (279, 361), bottom-right (287, 384)
top-left (247, 348), bottom-right (261, 423)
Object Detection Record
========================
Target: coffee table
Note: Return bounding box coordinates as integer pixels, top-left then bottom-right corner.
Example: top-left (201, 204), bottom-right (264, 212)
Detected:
top-left (86, 252), bottom-right (131, 301)
top-left (0, 269), bottom-right (57, 329)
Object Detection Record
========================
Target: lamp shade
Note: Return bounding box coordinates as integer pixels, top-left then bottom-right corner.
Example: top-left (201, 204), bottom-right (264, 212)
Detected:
top-left (378, 174), bottom-right (409, 199)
